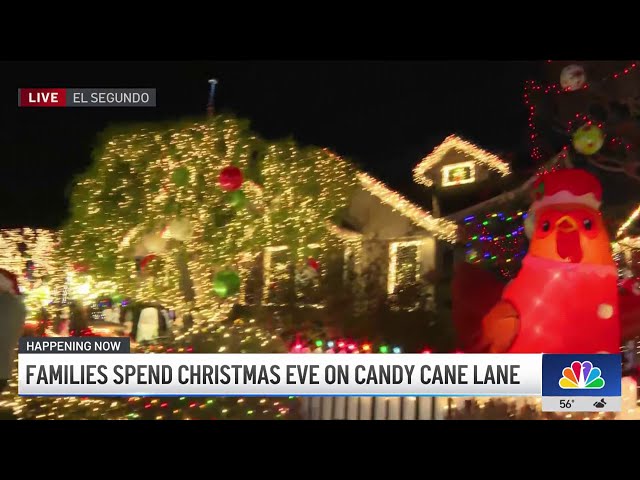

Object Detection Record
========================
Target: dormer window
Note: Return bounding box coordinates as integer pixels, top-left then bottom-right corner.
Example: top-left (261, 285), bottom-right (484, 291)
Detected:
top-left (413, 135), bottom-right (510, 188)
top-left (441, 161), bottom-right (475, 187)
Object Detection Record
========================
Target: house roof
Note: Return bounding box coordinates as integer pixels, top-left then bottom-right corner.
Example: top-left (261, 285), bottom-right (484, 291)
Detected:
top-left (356, 172), bottom-right (458, 243)
top-left (413, 134), bottom-right (512, 187)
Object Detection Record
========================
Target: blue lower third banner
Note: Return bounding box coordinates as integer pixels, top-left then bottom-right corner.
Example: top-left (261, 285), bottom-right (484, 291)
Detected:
top-left (542, 354), bottom-right (622, 412)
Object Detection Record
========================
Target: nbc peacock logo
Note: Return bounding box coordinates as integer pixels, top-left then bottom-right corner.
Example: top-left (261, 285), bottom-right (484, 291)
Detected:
top-left (559, 361), bottom-right (605, 389)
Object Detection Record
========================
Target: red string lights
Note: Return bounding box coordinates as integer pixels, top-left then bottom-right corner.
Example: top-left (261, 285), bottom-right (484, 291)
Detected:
top-left (524, 61), bottom-right (639, 161)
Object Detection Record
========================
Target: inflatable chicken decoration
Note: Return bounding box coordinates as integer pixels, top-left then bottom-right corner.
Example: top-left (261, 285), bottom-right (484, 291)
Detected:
top-left (453, 168), bottom-right (635, 354)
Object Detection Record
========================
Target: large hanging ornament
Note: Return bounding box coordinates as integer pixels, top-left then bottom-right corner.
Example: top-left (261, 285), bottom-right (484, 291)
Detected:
top-left (172, 167), bottom-right (190, 187)
top-left (142, 233), bottom-right (167, 254)
top-left (219, 166), bottom-right (244, 191)
top-left (168, 217), bottom-right (193, 242)
top-left (212, 270), bottom-right (241, 298)
top-left (226, 189), bottom-right (247, 209)
top-left (560, 64), bottom-right (586, 92)
top-left (573, 124), bottom-right (604, 155)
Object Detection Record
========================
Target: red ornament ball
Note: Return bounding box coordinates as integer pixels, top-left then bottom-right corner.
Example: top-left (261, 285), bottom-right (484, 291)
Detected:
top-left (307, 258), bottom-right (320, 271)
top-left (219, 166), bottom-right (243, 191)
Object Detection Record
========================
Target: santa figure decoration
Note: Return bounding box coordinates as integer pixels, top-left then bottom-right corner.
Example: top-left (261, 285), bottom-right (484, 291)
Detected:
top-left (474, 168), bottom-right (620, 354)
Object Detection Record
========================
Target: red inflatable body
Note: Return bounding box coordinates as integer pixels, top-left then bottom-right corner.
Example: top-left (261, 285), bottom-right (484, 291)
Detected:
top-left (502, 256), bottom-right (619, 353)
top-left (453, 169), bottom-right (625, 354)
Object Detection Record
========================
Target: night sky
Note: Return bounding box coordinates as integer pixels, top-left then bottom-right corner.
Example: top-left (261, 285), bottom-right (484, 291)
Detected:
top-left (2, 61), bottom-right (544, 228)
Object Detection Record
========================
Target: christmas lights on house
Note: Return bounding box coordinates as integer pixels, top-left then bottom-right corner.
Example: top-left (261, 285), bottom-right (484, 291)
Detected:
top-left (462, 210), bottom-right (528, 278)
top-left (412, 135), bottom-right (511, 187)
top-left (357, 172), bottom-right (458, 242)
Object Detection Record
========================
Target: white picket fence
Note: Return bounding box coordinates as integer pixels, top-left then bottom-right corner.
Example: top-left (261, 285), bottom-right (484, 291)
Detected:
top-left (300, 396), bottom-right (450, 420)
top-left (299, 396), bottom-right (543, 420)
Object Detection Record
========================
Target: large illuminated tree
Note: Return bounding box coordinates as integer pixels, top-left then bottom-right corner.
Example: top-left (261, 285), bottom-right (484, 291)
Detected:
top-left (60, 115), bottom-right (357, 327)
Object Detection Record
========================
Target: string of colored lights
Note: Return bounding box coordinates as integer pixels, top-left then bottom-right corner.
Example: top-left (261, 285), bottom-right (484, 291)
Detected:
top-left (463, 210), bottom-right (528, 278)
top-left (289, 338), bottom-right (406, 354)
top-left (4, 320), bottom-right (299, 420)
top-left (412, 135), bottom-right (511, 187)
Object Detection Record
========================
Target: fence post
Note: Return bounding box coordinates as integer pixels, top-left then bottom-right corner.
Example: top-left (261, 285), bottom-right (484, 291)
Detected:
top-left (402, 397), bottom-right (417, 420)
top-left (374, 397), bottom-right (387, 420)
top-left (311, 397), bottom-right (322, 420)
top-left (334, 397), bottom-right (347, 420)
top-left (418, 397), bottom-right (432, 419)
top-left (321, 397), bottom-right (333, 420)
top-left (387, 398), bottom-right (401, 420)
top-left (360, 397), bottom-right (373, 420)
top-left (347, 397), bottom-right (359, 420)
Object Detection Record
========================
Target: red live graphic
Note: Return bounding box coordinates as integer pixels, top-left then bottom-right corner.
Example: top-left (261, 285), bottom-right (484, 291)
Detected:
top-left (18, 88), bottom-right (67, 107)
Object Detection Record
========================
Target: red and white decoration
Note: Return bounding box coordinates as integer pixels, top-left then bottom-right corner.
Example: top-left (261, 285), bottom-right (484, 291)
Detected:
top-left (560, 64), bottom-right (587, 92)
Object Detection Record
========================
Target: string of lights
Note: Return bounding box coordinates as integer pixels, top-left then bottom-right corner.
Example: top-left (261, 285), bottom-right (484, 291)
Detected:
top-left (463, 210), bottom-right (528, 278)
top-left (356, 173), bottom-right (458, 242)
top-left (617, 203), bottom-right (640, 239)
top-left (4, 320), bottom-right (299, 420)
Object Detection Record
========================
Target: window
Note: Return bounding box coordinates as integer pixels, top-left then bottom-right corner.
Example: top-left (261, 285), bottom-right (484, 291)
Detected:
top-left (441, 161), bottom-right (475, 187)
top-left (388, 240), bottom-right (422, 310)
top-left (262, 246), bottom-right (292, 306)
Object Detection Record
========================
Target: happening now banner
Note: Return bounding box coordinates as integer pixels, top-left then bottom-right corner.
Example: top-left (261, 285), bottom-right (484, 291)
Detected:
top-left (17, 338), bottom-right (622, 412)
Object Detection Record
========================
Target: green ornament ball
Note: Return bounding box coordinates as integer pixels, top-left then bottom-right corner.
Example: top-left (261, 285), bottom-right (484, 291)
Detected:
top-left (212, 270), bottom-right (241, 298)
top-left (572, 124), bottom-right (604, 155)
top-left (172, 167), bottom-right (190, 186)
top-left (227, 189), bottom-right (247, 210)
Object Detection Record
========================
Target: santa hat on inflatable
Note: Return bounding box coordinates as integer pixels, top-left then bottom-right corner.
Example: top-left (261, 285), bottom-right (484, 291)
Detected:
top-left (0, 269), bottom-right (21, 296)
top-left (524, 168), bottom-right (603, 239)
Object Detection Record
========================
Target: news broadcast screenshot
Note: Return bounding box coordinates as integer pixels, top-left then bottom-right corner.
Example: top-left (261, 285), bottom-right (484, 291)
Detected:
top-left (2, 60), bottom-right (640, 422)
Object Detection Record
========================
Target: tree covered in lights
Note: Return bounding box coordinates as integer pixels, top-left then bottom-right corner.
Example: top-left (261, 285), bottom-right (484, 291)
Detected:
top-left (59, 115), bottom-right (358, 325)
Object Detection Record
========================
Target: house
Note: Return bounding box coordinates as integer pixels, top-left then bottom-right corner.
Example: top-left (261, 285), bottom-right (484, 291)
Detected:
top-left (331, 135), bottom-right (525, 312)
top-left (9, 124), bottom-right (640, 330)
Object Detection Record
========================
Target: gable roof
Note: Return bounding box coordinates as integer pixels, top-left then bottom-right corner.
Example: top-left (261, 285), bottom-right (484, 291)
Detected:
top-left (413, 134), bottom-right (511, 187)
top-left (356, 172), bottom-right (458, 243)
